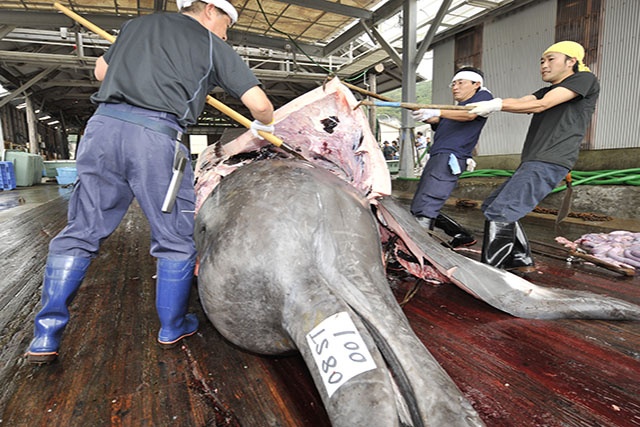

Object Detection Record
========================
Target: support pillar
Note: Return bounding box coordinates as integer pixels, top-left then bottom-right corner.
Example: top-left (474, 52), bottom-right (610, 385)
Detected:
top-left (25, 96), bottom-right (39, 154)
top-left (398, 0), bottom-right (418, 179)
top-left (367, 72), bottom-right (377, 139)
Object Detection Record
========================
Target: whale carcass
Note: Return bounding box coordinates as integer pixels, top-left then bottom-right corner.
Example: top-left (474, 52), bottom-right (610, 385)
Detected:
top-left (193, 79), bottom-right (640, 426)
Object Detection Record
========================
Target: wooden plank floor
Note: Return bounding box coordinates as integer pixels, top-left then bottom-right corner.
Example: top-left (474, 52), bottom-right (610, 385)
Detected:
top-left (0, 184), bottom-right (638, 426)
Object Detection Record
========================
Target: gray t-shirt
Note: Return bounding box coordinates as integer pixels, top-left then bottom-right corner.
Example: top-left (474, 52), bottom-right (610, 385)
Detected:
top-left (91, 13), bottom-right (260, 127)
top-left (521, 72), bottom-right (600, 169)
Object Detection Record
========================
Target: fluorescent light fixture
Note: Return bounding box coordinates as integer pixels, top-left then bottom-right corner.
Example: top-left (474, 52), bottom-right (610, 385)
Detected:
top-left (38, 115), bottom-right (51, 120)
top-left (47, 120), bottom-right (60, 125)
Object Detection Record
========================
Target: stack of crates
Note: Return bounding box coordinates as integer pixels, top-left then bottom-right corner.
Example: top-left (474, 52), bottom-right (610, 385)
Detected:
top-left (3, 151), bottom-right (41, 187)
top-left (1, 161), bottom-right (17, 190)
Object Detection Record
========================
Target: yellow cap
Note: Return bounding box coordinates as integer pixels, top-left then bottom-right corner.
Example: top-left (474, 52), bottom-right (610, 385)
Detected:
top-left (543, 41), bottom-right (590, 72)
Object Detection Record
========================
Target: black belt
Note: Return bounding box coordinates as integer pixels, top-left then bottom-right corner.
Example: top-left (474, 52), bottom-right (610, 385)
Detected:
top-left (95, 105), bottom-right (183, 142)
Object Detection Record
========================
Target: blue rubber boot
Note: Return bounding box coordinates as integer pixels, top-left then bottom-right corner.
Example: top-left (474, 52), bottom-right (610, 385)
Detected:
top-left (156, 257), bottom-right (199, 348)
top-left (26, 255), bottom-right (91, 364)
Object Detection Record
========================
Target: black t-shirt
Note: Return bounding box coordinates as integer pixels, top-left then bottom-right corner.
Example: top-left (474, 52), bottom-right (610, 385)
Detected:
top-left (521, 72), bottom-right (600, 169)
top-left (91, 13), bottom-right (260, 127)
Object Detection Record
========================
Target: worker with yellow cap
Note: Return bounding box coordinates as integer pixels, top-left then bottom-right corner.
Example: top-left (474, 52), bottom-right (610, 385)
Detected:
top-left (466, 40), bottom-right (600, 273)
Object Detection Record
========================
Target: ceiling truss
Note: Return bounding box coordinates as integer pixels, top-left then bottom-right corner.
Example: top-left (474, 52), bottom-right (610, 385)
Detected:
top-left (0, 0), bottom-right (515, 132)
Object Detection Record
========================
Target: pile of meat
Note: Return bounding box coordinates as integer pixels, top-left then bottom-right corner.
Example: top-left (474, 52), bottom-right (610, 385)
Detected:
top-left (556, 231), bottom-right (640, 270)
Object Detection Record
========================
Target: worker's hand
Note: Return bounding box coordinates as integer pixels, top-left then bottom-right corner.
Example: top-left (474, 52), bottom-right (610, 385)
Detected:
top-left (466, 158), bottom-right (477, 172)
top-left (468, 98), bottom-right (502, 117)
top-left (250, 119), bottom-right (275, 139)
top-left (411, 108), bottom-right (441, 122)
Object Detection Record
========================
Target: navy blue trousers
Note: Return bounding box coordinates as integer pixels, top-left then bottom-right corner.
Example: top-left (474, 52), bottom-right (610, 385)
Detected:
top-left (411, 153), bottom-right (466, 218)
top-left (49, 103), bottom-right (196, 261)
top-left (482, 160), bottom-right (569, 222)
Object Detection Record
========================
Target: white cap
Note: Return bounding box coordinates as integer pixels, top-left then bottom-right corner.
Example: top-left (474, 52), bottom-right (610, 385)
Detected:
top-left (177, 0), bottom-right (238, 25)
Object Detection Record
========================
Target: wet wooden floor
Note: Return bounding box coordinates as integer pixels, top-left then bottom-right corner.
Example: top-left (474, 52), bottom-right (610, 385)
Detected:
top-left (0, 184), bottom-right (638, 426)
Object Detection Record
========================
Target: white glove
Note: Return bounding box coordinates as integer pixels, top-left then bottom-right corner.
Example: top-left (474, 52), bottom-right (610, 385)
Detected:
top-left (411, 108), bottom-right (441, 122)
top-left (250, 119), bottom-right (275, 139)
top-left (468, 98), bottom-right (502, 117)
top-left (466, 158), bottom-right (477, 172)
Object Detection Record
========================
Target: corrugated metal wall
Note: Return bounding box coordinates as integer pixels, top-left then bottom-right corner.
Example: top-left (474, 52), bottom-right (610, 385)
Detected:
top-left (432, 0), bottom-right (640, 156)
top-left (478, 0), bottom-right (557, 155)
top-left (594, 0), bottom-right (640, 149)
top-left (433, 1), bottom-right (557, 155)
top-left (432, 39), bottom-right (455, 105)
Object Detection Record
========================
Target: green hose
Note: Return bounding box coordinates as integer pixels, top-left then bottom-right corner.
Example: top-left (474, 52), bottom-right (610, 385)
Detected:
top-left (394, 168), bottom-right (640, 192)
top-left (549, 168), bottom-right (640, 192)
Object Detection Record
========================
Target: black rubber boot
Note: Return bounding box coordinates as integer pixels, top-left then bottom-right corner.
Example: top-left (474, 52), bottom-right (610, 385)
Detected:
top-left (435, 213), bottom-right (477, 247)
top-left (415, 216), bottom-right (435, 230)
top-left (481, 221), bottom-right (516, 268)
top-left (503, 221), bottom-right (535, 273)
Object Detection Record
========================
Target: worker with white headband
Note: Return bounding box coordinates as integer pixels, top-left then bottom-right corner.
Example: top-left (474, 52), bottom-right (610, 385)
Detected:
top-left (26, 0), bottom-right (274, 364)
top-left (468, 40), bottom-right (599, 273)
top-left (410, 66), bottom-right (493, 248)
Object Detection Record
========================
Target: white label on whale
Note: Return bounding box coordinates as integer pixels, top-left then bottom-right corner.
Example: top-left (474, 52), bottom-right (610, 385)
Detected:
top-left (306, 311), bottom-right (378, 397)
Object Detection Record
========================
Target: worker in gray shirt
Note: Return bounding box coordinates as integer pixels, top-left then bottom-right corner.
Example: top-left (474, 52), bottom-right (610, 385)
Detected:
top-left (26, 0), bottom-right (274, 364)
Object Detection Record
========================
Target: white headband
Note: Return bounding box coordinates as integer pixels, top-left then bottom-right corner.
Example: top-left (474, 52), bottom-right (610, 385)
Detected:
top-left (177, 0), bottom-right (238, 25)
top-left (451, 70), bottom-right (483, 87)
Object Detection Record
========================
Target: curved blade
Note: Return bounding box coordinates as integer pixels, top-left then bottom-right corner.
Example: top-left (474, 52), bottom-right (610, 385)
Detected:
top-left (556, 172), bottom-right (573, 223)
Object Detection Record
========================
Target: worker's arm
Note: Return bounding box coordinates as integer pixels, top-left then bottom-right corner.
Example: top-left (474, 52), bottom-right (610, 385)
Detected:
top-left (241, 86), bottom-right (275, 138)
top-left (469, 88), bottom-right (579, 116)
top-left (241, 86), bottom-right (274, 124)
top-left (501, 87), bottom-right (578, 113)
top-left (413, 108), bottom-right (478, 123)
top-left (94, 56), bottom-right (108, 81)
top-left (439, 109), bottom-right (477, 122)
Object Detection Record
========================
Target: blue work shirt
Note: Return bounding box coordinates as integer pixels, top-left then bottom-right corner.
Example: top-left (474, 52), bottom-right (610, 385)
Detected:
top-left (429, 89), bottom-right (493, 159)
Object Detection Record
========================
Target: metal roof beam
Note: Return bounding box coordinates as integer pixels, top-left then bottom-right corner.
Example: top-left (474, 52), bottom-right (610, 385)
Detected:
top-left (0, 50), bottom-right (97, 68)
top-left (0, 50), bottom-right (339, 89)
top-left (37, 80), bottom-right (101, 90)
top-left (0, 66), bottom-right (58, 108)
top-left (0, 25), bottom-right (15, 39)
top-left (227, 32), bottom-right (324, 57)
top-left (0, 10), bottom-right (324, 57)
top-left (416, 0), bottom-right (454, 64)
top-left (359, 21), bottom-right (402, 68)
top-left (322, 0), bottom-right (404, 56)
top-left (153, 0), bottom-right (166, 12)
top-left (0, 11), bottom-right (127, 33)
top-left (431, 0), bottom-right (538, 47)
top-left (273, 0), bottom-right (372, 19)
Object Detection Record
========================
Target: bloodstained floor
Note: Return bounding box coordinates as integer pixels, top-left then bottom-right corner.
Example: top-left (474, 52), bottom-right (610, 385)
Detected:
top-left (0, 184), bottom-right (638, 426)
